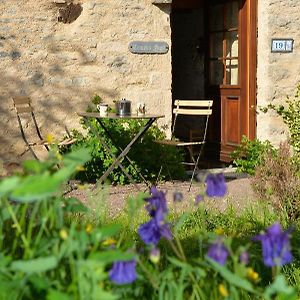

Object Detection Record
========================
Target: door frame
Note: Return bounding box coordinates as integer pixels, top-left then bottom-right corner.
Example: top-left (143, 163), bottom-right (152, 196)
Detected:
top-left (204, 0), bottom-right (257, 161)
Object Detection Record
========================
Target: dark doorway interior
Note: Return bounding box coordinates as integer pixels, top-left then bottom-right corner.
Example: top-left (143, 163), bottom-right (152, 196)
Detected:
top-left (171, 6), bottom-right (206, 141)
top-left (171, 3), bottom-right (222, 167)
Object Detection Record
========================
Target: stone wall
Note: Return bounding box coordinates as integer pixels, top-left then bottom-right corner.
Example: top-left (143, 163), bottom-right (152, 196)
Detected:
top-left (256, 0), bottom-right (300, 145)
top-left (0, 0), bottom-right (172, 163)
top-left (1, 0), bottom-right (300, 166)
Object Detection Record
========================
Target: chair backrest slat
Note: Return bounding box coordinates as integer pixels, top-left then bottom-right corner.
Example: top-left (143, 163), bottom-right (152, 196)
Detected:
top-left (13, 97), bottom-right (33, 114)
top-left (13, 96), bottom-right (31, 105)
top-left (173, 108), bottom-right (212, 115)
top-left (173, 99), bottom-right (213, 116)
top-left (174, 100), bottom-right (213, 107)
top-left (16, 106), bottom-right (33, 114)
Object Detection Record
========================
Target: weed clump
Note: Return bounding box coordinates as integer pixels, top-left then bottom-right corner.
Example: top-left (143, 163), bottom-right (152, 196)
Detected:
top-left (251, 142), bottom-right (300, 220)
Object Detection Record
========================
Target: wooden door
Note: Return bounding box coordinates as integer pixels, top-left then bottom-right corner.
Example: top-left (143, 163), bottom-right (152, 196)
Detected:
top-left (206, 0), bottom-right (256, 161)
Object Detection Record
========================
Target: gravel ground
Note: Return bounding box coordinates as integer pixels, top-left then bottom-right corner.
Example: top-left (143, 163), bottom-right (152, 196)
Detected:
top-left (67, 170), bottom-right (258, 218)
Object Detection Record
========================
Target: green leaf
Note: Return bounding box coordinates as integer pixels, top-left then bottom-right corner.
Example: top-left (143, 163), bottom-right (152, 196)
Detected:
top-left (11, 256), bottom-right (58, 273)
top-left (174, 212), bottom-right (189, 233)
top-left (28, 275), bottom-right (50, 291)
top-left (93, 224), bottom-right (121, 241)
top-left (89, 250), bottom-right (135, 264)
top-left (9, 173), bottom-right (62, 202)
top-left (0, 280), bottom-right (24, 300)
top-left (23, 159), bottom-right (47, 174)
top-left (0, 253), bottom-right (12, 268)
top-left (62, 147), bottom-right (91, 168)
top-left (126, 192), bottom-right (148, 218)
top-left (62, 197), bottom-right (88, 213)
top-left (263, 275), bottom-right (297, 300)
top-left (47, 290), bottom-right (71, 300)
top-left (1, 207), bottom-right (11, 221)
top-left (207, 257), bottom-right (255, 293)
top-left (167, 256), bottom-right (193, 271)
top-left (0, 177), bottom-right (20, 197)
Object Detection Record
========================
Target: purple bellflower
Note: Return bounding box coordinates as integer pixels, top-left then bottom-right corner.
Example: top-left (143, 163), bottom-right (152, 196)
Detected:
top-left (109, 260), bottom-right (137, 285)
top-left (138, 208), bottom-right (172, 245)
top-left (205, 173), bottom-right (227, 197)
top-left (253, 223), bottom-right (293, 267)
top-left (138, 187), bottom-right (172, 245)
top-left (207, 239), bottom-right (229, 265)
top-left (145, 186), bottom-right (168, 218)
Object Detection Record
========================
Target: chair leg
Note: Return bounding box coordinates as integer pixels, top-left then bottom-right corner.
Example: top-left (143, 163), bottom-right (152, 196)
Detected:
top-left (155, 165), bottom-right (163, 186)
top-left (155, 163), bottom-right (174, 186)
top-left (188, 144), bottom-right (204, 192)
top-left (28, 146), bottom-right (40, 160)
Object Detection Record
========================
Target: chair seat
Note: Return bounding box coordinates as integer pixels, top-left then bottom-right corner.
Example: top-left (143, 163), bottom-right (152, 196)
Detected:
top-left (28, 138), bottom-right (76, 147)
top-left (28, 140), bottom-right (48, 146)
top-left (58, 137), bottom-right (77, 146)
top-left (155, 139), bottom-right (205, 147)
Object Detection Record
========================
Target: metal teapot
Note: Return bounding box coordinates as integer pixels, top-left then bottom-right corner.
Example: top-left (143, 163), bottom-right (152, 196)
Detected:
top-left (115, 98), bottom-right (131, 116)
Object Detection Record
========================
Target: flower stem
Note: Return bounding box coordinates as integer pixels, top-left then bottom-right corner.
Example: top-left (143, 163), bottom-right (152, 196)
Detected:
top-left (137, 258), bottom-right (159, 289)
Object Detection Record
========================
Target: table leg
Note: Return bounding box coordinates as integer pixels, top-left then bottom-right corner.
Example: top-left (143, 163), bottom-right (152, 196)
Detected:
top-left (96, 119), bottom-right (150, 187)
top-left (98, 117), bottom-right (157, 185)
top-left (82, 117), bottom-right (141, 190)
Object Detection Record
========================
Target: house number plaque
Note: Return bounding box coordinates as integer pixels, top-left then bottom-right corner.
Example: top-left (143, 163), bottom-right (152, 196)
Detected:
top-left (129, 41), bottom-right (169, 54)
top-left (271, 39), bottom-right (294, 53)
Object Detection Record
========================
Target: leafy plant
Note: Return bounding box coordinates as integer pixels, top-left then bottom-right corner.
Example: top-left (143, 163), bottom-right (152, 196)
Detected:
top-left (231, 136), bottom-right (276, 175)
top-left (1, 147), bottom-right (300, 299)
top-left (0, 148), bottom-right (133, 300)
top-left (251, 142), bottom-right (300, 220)
top-left (262, 84), bottom-right (300, 164)
top-left (61, 98), bottom-right (185, 184)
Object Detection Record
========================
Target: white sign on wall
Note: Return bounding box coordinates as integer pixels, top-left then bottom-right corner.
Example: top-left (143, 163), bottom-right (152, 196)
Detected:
top-left (271, 39), bottom-right (294, 53)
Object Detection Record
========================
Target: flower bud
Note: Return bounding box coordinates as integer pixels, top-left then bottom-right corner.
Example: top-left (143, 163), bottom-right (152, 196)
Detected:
top-left (59, 229), bottom-right (68, 240)
top-left (150, 247), bottom-right (160, 264)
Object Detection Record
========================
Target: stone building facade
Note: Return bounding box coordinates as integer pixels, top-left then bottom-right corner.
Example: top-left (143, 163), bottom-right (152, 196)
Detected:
top-left (0, 0), bottom-right (299, 164)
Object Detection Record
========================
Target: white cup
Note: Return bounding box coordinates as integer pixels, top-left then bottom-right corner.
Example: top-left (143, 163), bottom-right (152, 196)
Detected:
top-left (136, 102), bottom-right (146, 115)
top-left (97, 104), bottom-right (108, 116)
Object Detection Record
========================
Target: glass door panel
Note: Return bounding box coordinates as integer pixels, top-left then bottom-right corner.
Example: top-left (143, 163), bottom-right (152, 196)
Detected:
top-left (225, 31), bottom-right (238, 57)
top-left (225, 59), bottom-right (238, 84)
top-left (208, 1), bottom-right (239, 86)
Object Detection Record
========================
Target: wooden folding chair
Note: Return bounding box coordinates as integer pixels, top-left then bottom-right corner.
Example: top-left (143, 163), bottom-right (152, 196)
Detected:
top-left (156, 99), bottom-right (213, 191)
top-left (12, 96), bottom-right (76, 160)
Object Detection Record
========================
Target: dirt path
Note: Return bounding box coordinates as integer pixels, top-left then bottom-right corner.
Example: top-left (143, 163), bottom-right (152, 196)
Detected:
top-left (67, 171), bottom-right (257, 217)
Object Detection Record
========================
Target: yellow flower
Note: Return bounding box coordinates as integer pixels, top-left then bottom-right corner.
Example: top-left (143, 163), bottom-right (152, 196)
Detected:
top-left (76, 165), bottom-right (85, 171)
top-left (102, 238), bottom-right (117, 246)
top-left (85, 224), bottom-right (93, 234)
top-left (46, 134), bottom-right (54, 144)
top-left (247, 267), bottom-right (259, 282)
top-left (215, 227), bottom-right (225, 235)
top-left (59, 229), bottom-right (68, 240)
top-left (218, 283), bottom-right (229, 297)
top-left (77, 184), bottom-right (87, 190)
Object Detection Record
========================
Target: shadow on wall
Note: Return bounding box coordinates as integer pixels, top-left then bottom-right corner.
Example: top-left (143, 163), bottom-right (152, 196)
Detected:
top-left (0, 30), bottom-right (118, 165)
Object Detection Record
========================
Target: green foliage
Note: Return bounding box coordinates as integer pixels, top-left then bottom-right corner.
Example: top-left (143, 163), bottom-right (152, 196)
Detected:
top-left (63, 116), bottom-right (185, 185)
top-left (91, 93), bottom-right (103, 105)
top-left (0, 148), bottom-right (132, 300)
top-left (231, 136), bottom-right (276, 175)
top-left (251, 142), bottom-right (300, 221)
top-left (264, 84), bottom-right (300, 160)
top-left (1, 147), bottom-right (300, 299)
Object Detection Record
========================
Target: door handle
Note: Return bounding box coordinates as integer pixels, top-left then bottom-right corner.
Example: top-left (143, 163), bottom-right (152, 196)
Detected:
top-left (227, 96), bottom-right (239, 100)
